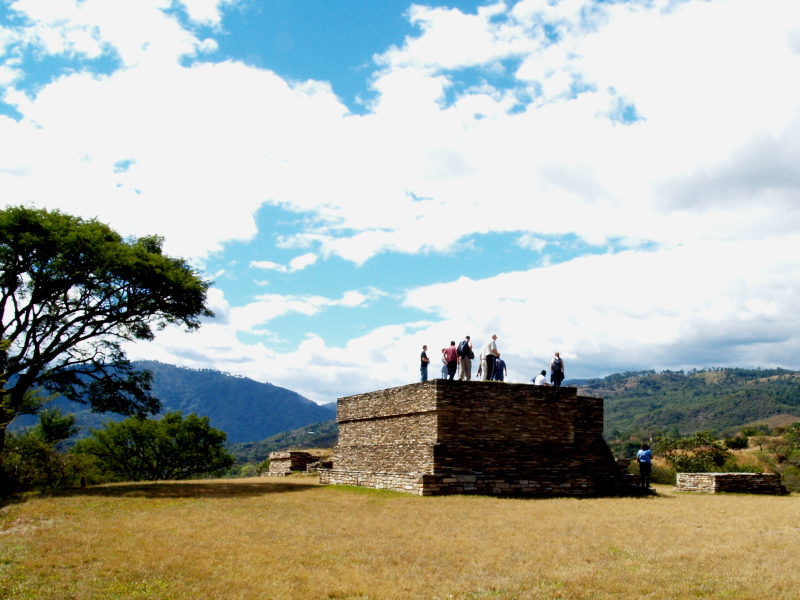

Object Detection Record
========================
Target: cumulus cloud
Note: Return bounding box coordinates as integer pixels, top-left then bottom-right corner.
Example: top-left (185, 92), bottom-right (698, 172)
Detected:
top-left (7, 0), bottom-right (800, 402)
top-left (251, 253), bottom-right (318, 273)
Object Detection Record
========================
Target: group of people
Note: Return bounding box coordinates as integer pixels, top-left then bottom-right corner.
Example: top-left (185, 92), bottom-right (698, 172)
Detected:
top-left (419, 334), bottom-right (508, 382)
top-left (419, 336), bottom-right (564, 385)
top-left (530, 352), bottom-right (566, 387)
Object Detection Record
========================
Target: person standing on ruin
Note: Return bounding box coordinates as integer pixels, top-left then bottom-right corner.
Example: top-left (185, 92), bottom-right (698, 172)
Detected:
top-left (443, 341), bottom-right (459, 380)
top-left (550, 351), bottom-right (565, 387)
top-left (457, 335), bottom-right (473, 381)
top-left (493, 355), bottom-right (507, 381)
top-left (482, 334), bottom-right (499, 381)
top-left (636, 443), bottom-right (653, 488)
top-left (420, 345), bottom-right (430, 382)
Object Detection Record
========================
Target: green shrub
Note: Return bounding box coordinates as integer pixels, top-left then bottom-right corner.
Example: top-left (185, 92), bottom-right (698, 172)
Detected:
top-left (653, 432), bottom-right (733, 473)
top-left (2, 431), bottom-right (82, 491)
top-left (720, 457), bottom-right (763, 473)
top-left (1, 408), bottom-right (84, 492)
top-left (240, 465), bottom-right (257, 478)
top-left (724, 435), bottom-right (749, 450)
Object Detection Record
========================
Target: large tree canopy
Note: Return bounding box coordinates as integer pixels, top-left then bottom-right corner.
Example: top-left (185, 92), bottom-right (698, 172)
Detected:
top-left (1, 205), bottom-right (213, 492)
top-left (74, 412), bottom-right (234, 481)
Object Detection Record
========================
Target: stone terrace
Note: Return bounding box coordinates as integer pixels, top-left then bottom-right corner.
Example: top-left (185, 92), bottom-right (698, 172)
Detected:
top-left (319, 380), bottom-right (633, 496)
top-left (675, 472), bottom-right (786, 495)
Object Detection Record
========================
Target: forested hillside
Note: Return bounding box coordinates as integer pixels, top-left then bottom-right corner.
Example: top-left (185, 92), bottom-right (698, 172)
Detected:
top-left (579, 368), bottom-right (800, 437)
top-left (228, 420), bottom-right (338, 464)
top-left (11, 361), bottom-right (335, 444)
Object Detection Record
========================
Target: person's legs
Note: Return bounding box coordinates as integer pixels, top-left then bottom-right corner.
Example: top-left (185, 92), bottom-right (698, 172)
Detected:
top-left (459, 357), bottom-right (471, 381)
top-left (421, 366), bottom-right (428, 382)
top-left (485, 355), bottom-right (496, 381)
top-left (639, 461), bottom-right (652, 487)
top-left (447, 360), bottom-right (457, 380)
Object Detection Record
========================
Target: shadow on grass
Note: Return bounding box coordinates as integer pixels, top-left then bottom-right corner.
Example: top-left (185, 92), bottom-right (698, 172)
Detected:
top-left (32, 478), bottom-right (321, 501)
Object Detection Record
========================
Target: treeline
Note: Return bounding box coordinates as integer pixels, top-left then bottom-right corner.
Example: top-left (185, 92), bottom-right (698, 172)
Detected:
top-left (2, 409), bottom-right (234, 494)
top-left (582, 367), bottom-right (800, 440)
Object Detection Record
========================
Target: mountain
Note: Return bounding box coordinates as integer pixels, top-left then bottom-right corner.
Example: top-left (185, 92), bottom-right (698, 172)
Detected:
top-left (577, 367), bottom-right (800, 436)
top-left (11, 361), bottom-right (333, 444)
top-left (227, 420), bottom-right (338, 464)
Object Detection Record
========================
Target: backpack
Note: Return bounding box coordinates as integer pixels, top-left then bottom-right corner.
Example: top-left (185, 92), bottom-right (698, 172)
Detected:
top-left (457, 340), bottom-right (469, 357)
top-left (552, 358), bottom-right (563, 373)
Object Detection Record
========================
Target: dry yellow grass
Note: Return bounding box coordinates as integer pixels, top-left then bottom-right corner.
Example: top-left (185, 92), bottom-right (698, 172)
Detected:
top-left (1, 476), bottom-right (798, 600)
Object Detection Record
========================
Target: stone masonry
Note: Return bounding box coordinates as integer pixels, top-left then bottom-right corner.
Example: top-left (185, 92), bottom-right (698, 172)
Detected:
top-left (675, 472), bottom-right (786, 495)
top-left (266, 451), bottom-right (315, 476)
top-left (318, 380), bottom-right (633, 496)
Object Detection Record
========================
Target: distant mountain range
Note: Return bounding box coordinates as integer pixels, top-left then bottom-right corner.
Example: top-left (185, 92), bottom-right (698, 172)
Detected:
top-left (12, 361), bottom-right (336, 444)
top-left (13, 362), bottom-right (800, 455)
top-left (577, 367), bottom-right (800, 436)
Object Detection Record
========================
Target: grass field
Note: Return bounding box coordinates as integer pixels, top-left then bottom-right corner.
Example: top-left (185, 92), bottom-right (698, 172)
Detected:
top-left (1, 476), bottom-right (798, 600)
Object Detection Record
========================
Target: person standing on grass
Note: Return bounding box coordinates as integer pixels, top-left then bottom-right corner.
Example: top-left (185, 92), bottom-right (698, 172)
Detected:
top-left (637, 443), bottom-right (653, 488)
top-left (420, 345), bottom-right (430, 382)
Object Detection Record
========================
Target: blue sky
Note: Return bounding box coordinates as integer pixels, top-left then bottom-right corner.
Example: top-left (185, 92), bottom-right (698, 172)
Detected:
top-left (3, 0), bottom-right (800, 405)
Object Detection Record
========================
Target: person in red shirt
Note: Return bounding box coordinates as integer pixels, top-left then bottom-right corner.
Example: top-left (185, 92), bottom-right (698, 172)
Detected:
top-left (443, 341), bottom-right (459, 380)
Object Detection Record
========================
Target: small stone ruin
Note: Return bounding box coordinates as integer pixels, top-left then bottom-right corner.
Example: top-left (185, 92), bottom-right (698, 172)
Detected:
top-left (265, 451), bottom-right (315, 476)
top-left (675, 472), bottom-right (787, 495)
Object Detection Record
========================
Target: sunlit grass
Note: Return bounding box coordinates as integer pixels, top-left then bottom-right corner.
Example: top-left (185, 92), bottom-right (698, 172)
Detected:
top-left (1, 476), bottom-right (798, 599)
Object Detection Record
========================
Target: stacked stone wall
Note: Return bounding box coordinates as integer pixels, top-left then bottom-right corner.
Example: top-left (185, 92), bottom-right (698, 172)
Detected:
top-left (266, 451), bottom-right (315, 476)
top-left (325, 380), bottom-right (631, 496)
top-left (675, 472), bottom-right (785, 494)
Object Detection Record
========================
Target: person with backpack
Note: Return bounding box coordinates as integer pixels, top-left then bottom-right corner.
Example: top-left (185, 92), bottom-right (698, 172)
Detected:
top-left (550, 352), bottom-right (565, 387)
top-left (457, 336), bottom-right (474, 381)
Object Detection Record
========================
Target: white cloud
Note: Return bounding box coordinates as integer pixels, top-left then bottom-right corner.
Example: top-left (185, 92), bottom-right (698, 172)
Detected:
top-left (250, 253), bottom-right (319, 273)
top-left (7, 0), bottom-right (800, 402)
top-left (128, 234), bottom-right (800, 404)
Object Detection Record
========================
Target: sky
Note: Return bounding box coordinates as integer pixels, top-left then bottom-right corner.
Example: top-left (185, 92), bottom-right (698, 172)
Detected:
top-left (2, 0), bottom-right (800, 406)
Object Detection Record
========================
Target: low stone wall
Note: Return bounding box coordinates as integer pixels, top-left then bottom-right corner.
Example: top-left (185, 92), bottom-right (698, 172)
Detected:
top-left (675, 472), bottom-right (785, 495)
top-left (266, 451), bottom-right (315, 476)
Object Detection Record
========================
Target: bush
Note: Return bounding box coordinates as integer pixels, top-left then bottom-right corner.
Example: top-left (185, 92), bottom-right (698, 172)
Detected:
top-left (0, 407), bottom-right (84, 493)
top-left (2, 431), bottom-right (82, 491)
top-left (239, 465), bottom-right (257, 478)
top-left (73, 412), bottom-right (234, 481)
top-left (724, 435), bottom-right (749, 450)
top-left (654, 432), bottom-right (733, 473)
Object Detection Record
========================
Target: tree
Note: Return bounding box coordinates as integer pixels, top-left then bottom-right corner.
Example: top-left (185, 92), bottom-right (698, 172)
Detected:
top-left (2, 407), bottom-right (82, 490)
top-left (1, 206), bottom-right (212, 495)
top-left (73, 412), bottom-right (234, 481)
top-left (653, 432), bottom-right (733, 473)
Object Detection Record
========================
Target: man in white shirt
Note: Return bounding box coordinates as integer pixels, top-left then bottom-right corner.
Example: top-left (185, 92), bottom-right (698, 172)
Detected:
top-left (532, 370), bottom-right (549, 386)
